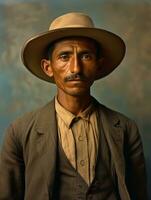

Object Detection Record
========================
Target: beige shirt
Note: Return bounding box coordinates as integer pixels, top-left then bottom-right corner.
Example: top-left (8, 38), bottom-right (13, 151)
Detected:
top-left (55, 98), bottom-right (99, 185)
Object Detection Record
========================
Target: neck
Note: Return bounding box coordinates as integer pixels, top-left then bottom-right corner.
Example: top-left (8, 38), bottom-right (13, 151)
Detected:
top-left (57, 91), bottom-right (92, 115)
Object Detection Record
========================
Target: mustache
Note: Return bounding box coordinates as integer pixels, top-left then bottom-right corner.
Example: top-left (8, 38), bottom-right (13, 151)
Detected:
top-left (64, 73), bottom-right (86, 82)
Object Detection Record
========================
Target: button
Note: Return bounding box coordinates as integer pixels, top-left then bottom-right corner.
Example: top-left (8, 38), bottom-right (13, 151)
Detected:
top-left (80, 160), bottom-right (85, 166)
top-left (78, 135), bottom-right (84, 141)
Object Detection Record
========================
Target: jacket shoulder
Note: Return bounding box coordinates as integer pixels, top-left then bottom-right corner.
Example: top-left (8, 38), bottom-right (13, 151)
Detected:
top-left (98, 102), bottom-right (138, 131)
top-left (99, 103), bottom-right (132, 121)
top-left (6, 100), bottom-right (55, 144)
top-left (12, 102), bottom-right (51, 128)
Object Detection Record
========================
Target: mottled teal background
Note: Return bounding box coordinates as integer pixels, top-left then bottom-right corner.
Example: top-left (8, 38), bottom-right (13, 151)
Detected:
top-left (0, 0), bottom-right (151, 197)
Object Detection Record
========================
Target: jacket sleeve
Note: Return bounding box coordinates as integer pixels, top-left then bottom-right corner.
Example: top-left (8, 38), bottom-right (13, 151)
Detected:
top-left (124, 120), bottom-right (148, 200)
top-left (0, 124), bottom-right (25, 199)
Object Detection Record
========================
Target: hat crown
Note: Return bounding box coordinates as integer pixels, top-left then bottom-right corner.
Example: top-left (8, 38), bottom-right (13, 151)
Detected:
top-left (49, 12), bottom-right (95, 30)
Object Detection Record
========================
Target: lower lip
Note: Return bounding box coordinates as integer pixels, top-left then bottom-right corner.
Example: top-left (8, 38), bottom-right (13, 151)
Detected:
top-left (68, 80), bottom-right (86, 86)
top-left (69, 79), bottom-right (85, 82)
top-left (69, 80), bottom-right (84, 83)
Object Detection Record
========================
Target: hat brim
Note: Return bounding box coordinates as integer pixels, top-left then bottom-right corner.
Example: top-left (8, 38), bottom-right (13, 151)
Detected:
top-left (21, 27), bottom-right (126, 83)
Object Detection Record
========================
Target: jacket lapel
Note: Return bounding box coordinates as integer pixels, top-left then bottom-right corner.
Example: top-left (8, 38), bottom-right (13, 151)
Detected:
top-left (98, 104), bottom-right (130, 200)
top-left (35, 99), bottom-right (58, 153)
top-left (34, 98), bottom-right (58, 196)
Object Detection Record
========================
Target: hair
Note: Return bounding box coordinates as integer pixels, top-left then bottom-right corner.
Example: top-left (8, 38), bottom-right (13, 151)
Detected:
top-left (45, 36), bottom-right (102, 60)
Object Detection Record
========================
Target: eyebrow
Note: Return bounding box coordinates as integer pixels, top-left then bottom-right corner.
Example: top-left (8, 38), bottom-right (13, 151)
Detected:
top-left (57, 49), bottom-right (96, 56)
top-left (79, 50), bottom-right (95, 54)
top-left (58, 50), bottom-right (72, 55)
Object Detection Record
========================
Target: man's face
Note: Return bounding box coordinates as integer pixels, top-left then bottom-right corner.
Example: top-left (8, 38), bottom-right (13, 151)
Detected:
top-left (42, 37), bottom-right (102, 97)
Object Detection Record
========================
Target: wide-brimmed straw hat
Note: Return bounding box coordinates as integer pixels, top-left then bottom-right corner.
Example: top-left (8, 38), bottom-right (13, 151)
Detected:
top-left (21, 12), bottom-right (126, 83)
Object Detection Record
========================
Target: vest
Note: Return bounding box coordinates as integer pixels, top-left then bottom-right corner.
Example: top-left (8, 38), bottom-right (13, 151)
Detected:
top-left (53, 122), bottom-right (120, 200)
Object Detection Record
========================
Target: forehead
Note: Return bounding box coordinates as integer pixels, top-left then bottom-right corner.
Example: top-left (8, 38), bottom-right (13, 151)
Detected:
top-left (52, 37), bottom-right (98, 51)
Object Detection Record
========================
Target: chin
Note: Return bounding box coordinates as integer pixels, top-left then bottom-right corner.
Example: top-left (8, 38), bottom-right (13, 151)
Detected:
top-left (66, 88), bottom-right (90, 97)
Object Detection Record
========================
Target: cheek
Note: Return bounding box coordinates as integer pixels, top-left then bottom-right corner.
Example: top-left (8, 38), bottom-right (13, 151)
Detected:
top-left (51, 69), bottom-right (66, 87)
top-left (52, 61), bottom-right (69, 76)
top-left (85, 63), bottom-right (98, 76)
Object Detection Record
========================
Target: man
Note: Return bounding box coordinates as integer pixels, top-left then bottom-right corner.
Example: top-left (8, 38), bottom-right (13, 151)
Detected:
top-left (0, 12), bottom-right (148, 200)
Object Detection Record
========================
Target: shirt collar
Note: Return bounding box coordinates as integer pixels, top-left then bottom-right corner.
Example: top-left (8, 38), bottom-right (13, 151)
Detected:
top-left (55, 97), bottom-right (95, 128)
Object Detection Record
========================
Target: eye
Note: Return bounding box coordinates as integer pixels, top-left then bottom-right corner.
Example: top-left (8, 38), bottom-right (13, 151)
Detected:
top-left (81, 53), bottom-right (93, 60)
top-left (59, 53), bottom-right (70, 61)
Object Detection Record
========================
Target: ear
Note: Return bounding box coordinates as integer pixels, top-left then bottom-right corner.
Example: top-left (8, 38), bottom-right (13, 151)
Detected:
top-left (41, 59), bottom-right (53, 77)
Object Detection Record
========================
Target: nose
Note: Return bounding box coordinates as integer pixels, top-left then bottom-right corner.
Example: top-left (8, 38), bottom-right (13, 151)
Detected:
top-left (69, 53), bottom-right (81, 74)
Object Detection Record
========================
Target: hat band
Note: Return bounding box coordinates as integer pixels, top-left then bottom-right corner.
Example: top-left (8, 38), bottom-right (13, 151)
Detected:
top-left (49, 24), bottom-right (94, 30)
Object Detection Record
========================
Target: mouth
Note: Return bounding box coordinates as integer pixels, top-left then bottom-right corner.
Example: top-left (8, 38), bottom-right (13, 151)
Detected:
top-left (67, 79), bottom-right (87, 88)
top-left (68, 78), bottom-right (84, 82)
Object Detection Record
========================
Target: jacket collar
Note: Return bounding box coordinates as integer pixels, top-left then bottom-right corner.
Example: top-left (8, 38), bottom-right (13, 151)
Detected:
top-left (34, 98), bottom-right (124, 156)
top-left (98, 103), bottom-right (125, 167)
top-left (35, 98), bottom-right (57, 135)
top-left (34, 98), bottom-right (124, 155)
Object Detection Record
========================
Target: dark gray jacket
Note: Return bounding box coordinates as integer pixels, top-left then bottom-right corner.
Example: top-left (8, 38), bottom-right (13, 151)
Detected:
top-left (0, 99), bottom-right (148, 199)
